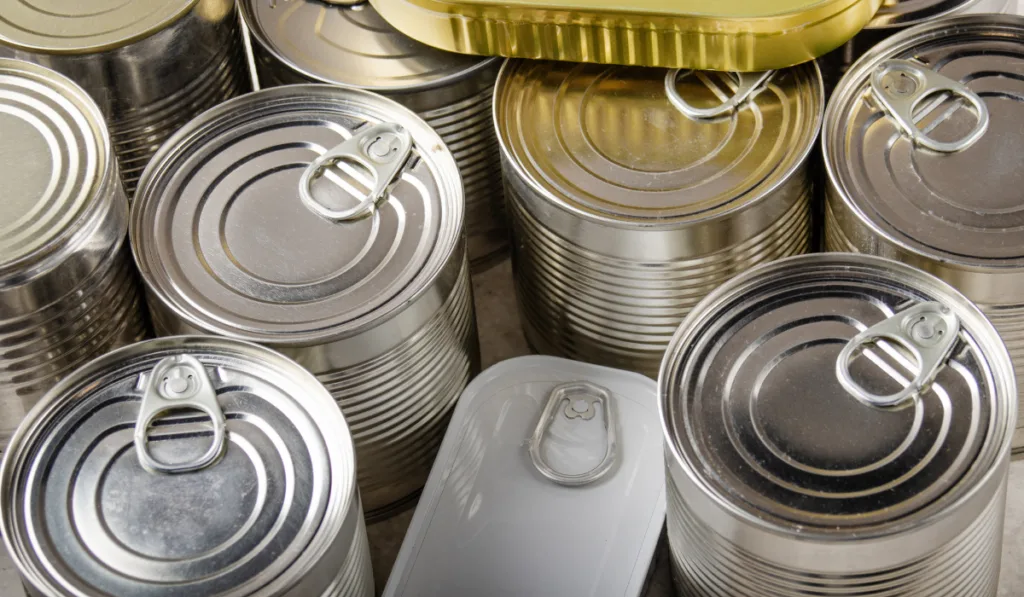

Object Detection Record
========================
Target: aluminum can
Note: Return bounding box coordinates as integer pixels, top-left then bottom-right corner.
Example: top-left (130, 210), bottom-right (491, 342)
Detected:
top-left (131, 85), bottom-right (479, 519)
top-left (0, 336), bottom-right (374, 597)
top-left (0, 59), bottom-right (147, 448)
top-left (824, 14), bottom-right (1024, 455)
top-left (495, 60), bottom-right (822, 377)
top-left (0, 0), bottom-right (250, 194)
top-left (660, 253), bottom-right (1015, 597)
top-left (240, 0), bottom-right (506, 271)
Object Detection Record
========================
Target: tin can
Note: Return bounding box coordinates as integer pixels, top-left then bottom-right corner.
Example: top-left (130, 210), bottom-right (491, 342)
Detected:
top-left (823, 14), bottom-right (1024, 455)
top-left (495, 60), bottom-right (822, 377)
top-left (240, 0), bottom-right (506, 271)
top-left (0, 0), bottom-right (250, 194)
top-left (660, 253), bottom-right (1015, 597)
top-left (131, 85), bottom-right (479, 519)
top-left (0, 59), bottom-right (147, 449)
top-left (0, 336), bottom-right (374, 597)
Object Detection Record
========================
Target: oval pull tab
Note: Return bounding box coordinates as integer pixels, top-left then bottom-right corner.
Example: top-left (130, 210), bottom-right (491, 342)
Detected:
top-left (299, 123), bottom-right (413, 223)
top-left (836, 302), bottom-right (960, 410)
top-left (134, 355), bottom-right (227, 475)
top-left (870, 59), bottom-right (989, 153)
top-left (664, 69), bottom-right (775, 119)
top-left (528, 382), bottom-right (617, 487)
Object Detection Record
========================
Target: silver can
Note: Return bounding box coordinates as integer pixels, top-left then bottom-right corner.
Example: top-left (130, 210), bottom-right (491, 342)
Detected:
top-left (131, 85), bottom-right (479, 518)
top-left (661, 253), bottom-right (1015, 597)
top-left (495, 60), bottom-right (822, 377)
top-left (240, 0), bottom-right (507, 271)
top-left (0, 336), bottom-right (374, 597)
top-left (0, 0), bottom-right (250, 194)
top-left (824, 14), bottom-right (1024, 455)
top-left (0, 59), bottom-right (147, 448)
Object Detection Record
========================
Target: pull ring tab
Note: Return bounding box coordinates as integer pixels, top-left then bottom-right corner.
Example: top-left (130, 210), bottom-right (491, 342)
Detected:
top-left (837, 302), bottom-right (960, 410)
top-left (134, 355), bottom-right (227, 475)
top-left (528, 382), bottom-right (617, 487)
top-left (870, 59), bottom-right (989, 153)
top-left (664, 69), bottom-right (775, 119)
top-left (299, 123), bottom-right (413, 223)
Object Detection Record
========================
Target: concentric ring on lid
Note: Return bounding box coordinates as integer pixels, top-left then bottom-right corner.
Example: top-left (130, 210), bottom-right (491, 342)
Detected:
top-left (866, 0), bottom-right (994, 29)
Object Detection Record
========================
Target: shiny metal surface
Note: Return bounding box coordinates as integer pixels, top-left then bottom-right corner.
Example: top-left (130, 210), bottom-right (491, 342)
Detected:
top-left (660, 253), bottom-right (1016, 596)
top-left (823, 14), bottom-right (1024, 454)
top-left (0, 0), bottom-right (250, 194)
top-left (0, 336), bottom-right (373, 596)
top-left (496, 60), bottom-right (821, 377)
top-left (132, 86), bottom-right (479, 517)
top-left (241, 0), bottom-right (506, 270)
top-left (0, 59), bottom-right (146, 448)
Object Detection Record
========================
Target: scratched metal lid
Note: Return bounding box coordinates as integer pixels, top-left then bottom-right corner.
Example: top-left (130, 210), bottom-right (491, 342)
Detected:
top-left (131, 85), bottom-right (463, 345)
top-left (660, 253), bottom-right (1016, 533)
top-left (826, 15), bottom-right (1024, 266)
top-left (495, 60), bottom-right (823, 227)
top-left (865, 0), bottom-right (1011, 29)
top-left (0, 336), bottom-right (359, 596)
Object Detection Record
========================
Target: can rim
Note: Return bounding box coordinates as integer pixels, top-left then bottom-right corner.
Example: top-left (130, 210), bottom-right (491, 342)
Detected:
top-left (865, 0), bottom-right (1010, 30)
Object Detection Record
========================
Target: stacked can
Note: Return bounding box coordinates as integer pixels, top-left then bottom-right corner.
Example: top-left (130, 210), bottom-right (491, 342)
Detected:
top-left (240, 0), bottom-right (507, 270)
top-left (131, 86), bottom-right (479, 519)
top-left (0, 59), bottom-right (147, 447)
top-left (495, 60), bottom-right (822, 376)
top-left (0, 0), bottom-right (250, 194)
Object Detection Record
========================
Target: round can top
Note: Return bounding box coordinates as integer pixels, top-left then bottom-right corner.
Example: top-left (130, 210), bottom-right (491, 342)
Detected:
top-left (660, 253), bottom-right (1016, 535)
top-left (826, 15), bottom-right (1024, 266)
top-left (494, 60), bottom-right (822, 227)
top-left (0, 59), bottom-right (111, 278)
top-left (132, 85), bottom-right (463, 345)
top-left (0, 336), bottom-right (357, 597)
top-left (866, 0), bottom-right (994, 29)
top-left (240, 0), bottom-right (496, 92)
top-left (0, 0), bottom-right (201, 54)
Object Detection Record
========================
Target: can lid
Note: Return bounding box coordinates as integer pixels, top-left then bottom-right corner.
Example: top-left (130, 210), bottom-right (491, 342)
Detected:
top-left (240, 0), bottom-right (496, 92)
top-left (660, 254), bottom-right (1016, 533)
top-left (826, 15), bottom-right (1024, 266)
top-left (0, 0), bottom-right (200, 54)
top-left (495, 61), bottom-right (822, 227)
top-left (0, 59), bottom-right (111, 278)
top-left (866, 0), bottom-right (992, 29)
top-left (131, 85), bottom-right (463, 345)
top-left (0, 336), bottom-right (357, 596)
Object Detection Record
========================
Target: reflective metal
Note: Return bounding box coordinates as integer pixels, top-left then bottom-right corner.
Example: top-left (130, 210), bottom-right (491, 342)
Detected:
top-left (661, 253), bottom-right (1015, 597)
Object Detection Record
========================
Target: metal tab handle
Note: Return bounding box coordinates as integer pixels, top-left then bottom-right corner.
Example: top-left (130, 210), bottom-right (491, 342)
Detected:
top-left (870, 59), bottom-right (989, 153)
top-left (664, 69), bottom-right (775, 119)
top-left (837, 302), bottom-right (960, 410)
top-left (528, 382), bottom-right (617, 486)
top-left (299, 123), bottom-right (413, 223)
top-left (134, 355), bottom-right (227, 475)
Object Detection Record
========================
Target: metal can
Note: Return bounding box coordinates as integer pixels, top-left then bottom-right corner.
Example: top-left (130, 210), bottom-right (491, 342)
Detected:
top-left (660, 253), bottom-right (1015, 597)
top-left (0, 336), bottom-right (374, 597)
top-left (495, 60), bottom-right (822, 377)
top-left (240, 0), bottom-right (507, 271)
top-left (0, 59), bottom-right (147, 448)
top-left (0, 0), bottom-right (250, 194)
top-left (131, 85), bottom-right (479, 519)
top-left (824, 14), bottom-right (1024, 455)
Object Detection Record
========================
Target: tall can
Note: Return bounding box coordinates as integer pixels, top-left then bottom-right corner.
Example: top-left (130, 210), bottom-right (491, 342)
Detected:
top-left (824, 14), bottom-right (1024, 455)
top-left (495, 60), bottom-right (822, 377)
top-left (0, 336), bottom-right (374, 597)
top-left (131, 85), bottom-right (479, 519)
top-left (661, 253), bottom-right (1015, 597)
top-left (0, 59), bottom-right (147, 449)
top-left (0, 0), bottom-right (250, 194)
top-left (240, 0), bottom-right (507, 271)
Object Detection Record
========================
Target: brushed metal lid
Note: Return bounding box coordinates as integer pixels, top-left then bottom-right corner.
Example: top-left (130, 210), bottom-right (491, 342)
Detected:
top-left (131, 85), bottom-right (463, 345)
top-left (866, 0), bottom-right (1009, 29)
top-left (660, 253), bottom-right (1016, 533)
top-left (495, 60), bottom-right (822, 227)
top-left (0, 336), bottom-right (358, 596)
top-left (826, 15), bottom-right (1024, 267)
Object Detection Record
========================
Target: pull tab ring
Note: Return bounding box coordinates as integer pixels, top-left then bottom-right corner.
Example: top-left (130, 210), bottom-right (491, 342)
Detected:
top-left (528, 382), bottom-right (617, 487)
top-left (134, 355), bottom-right (227, 475)
top-left (664, 69), bottom-right (775, 119)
